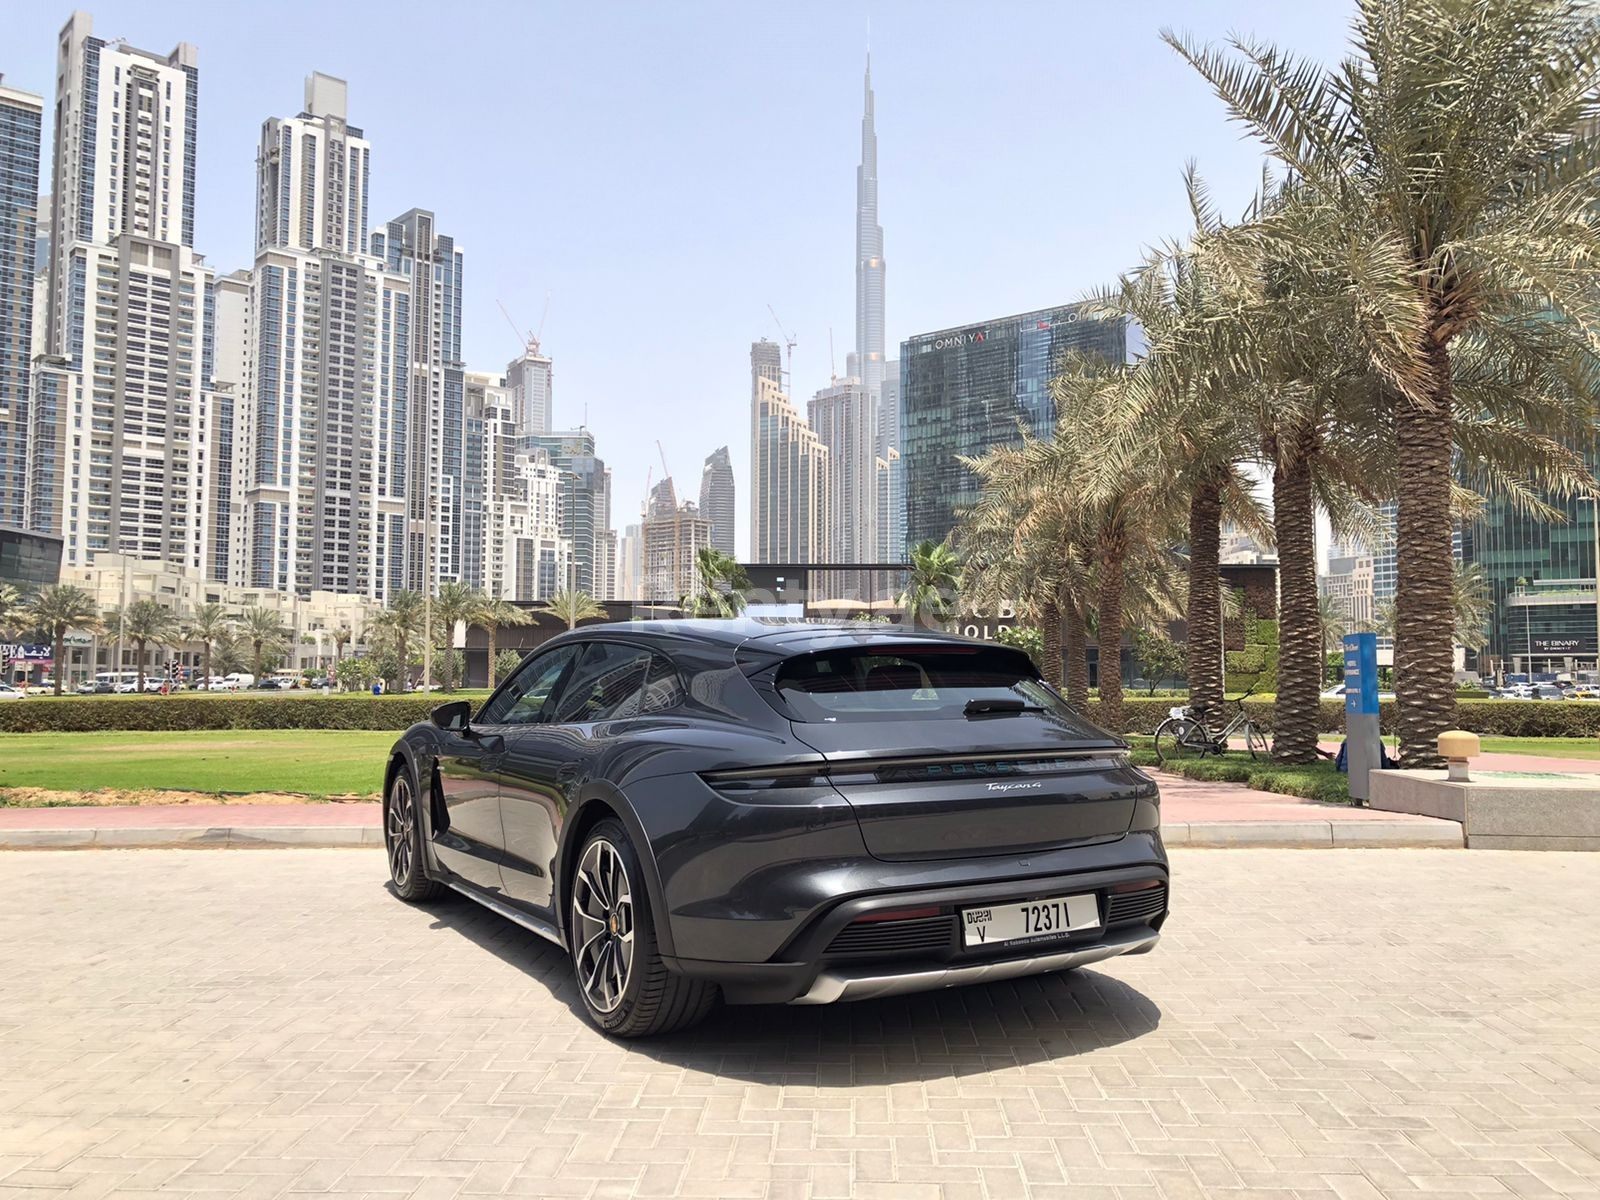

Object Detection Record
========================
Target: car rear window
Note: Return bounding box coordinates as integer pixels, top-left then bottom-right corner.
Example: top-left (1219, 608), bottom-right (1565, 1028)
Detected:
top-left (771, 644), bottom-right (1072, 723)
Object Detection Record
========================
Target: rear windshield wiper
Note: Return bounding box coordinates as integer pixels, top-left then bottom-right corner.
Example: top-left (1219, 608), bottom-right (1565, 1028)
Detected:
top-left (963, 698), bottom-right (1045, 716)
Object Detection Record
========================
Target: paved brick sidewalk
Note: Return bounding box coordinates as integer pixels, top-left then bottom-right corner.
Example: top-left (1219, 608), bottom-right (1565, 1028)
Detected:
top-left (0, 774), bottom-right (1462, 850)
top-left (1, 848), bottom-right (1596, 1198)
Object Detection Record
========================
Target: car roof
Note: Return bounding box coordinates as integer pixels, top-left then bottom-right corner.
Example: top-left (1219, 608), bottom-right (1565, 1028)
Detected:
top-left (553, 617), bottom-right (993, 659)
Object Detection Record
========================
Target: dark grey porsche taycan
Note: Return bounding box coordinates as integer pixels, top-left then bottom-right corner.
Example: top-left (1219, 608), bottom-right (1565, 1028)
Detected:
top-left (382, 618), bottom-right (1167, 1037)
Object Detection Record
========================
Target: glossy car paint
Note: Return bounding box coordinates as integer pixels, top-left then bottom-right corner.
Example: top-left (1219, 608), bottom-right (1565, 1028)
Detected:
top-left (385, 619), bottom-right (1167, 1005)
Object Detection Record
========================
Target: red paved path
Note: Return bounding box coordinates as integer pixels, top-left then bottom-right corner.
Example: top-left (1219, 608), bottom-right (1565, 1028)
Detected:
top-left (0, 775), bottom-right (1427, 830)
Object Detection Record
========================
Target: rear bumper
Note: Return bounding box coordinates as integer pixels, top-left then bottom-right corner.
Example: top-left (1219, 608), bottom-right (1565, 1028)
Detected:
top-left (663, 860), bottom-right (1167, 1005)
top-left (792, 925), bottom-right (1158, 1005)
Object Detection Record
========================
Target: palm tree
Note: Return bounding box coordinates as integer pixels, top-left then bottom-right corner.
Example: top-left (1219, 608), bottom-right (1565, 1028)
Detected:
top-left (681, 548), bottom-right (752, 618)
top-left (185, 602), bottom-right (232, 691)
top-left (1167, 0), bottom-right (1600, 766)
top-left (25, 585), bottom-right (100, 695)
top-left (369, 591), bottom-right (425, 689)
top-left (1452, 563), bottom-right (1494, 654)
top-left (109, 600), bottom-right (182, 692)
top-left (0, 582), bottom-right (23, 638)
top-left (1094, 168), bottom-right (1269, 716)
top-left (238, 606), bottom-right (290, 685)
top-left (897, 540), bottom-right (962, 632)
top-left (537, 589), bottom-right (607, 631)
top-left (1316, 593), bottom-right (1348, 687)
top-left (429, 582), bottom-right (483, 691)
top-left (331, 626), bottom-right (353, 665)
top-left (472, 597), bottom-right (533, 688)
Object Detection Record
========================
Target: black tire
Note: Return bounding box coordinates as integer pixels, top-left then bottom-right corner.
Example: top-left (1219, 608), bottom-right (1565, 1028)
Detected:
top-left (384, 760), bottom-right (444, 903)
top-left (1153, 716), bottom-right (1208, 763)
top-left (568, 818), bottom-right (716, 1038)
top-left (1244, 722), bottom-right (1271, 760)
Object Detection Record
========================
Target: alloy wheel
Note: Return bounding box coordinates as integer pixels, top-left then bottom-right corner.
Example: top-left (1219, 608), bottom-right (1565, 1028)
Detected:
top-left (573, 838), bottom-right (635, 1014)
top-left (386, 774), bottom-right (415, 887)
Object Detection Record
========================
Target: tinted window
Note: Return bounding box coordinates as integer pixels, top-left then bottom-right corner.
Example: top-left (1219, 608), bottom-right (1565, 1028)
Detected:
top-left (640, 654), bottom-right (685, 714)
top-left (479, 644), bottom-right (580, 726)
top-left (773, 645), bottom-right (1069, 723)
top-left (550, 643), bottom-right (652, 724)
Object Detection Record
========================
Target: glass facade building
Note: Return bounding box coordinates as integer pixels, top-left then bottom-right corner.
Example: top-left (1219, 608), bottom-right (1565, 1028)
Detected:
top-left (900, 302), bottom-right (1135, 548)
top-left (0, 84), bottom-right (43, 532)
top-left (0, 525), bottom-right (62, 593)
top-left (1462, 473), bottom-right (1600, 675)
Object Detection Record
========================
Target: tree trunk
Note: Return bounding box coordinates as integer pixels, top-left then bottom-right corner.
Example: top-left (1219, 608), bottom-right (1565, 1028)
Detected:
top-left (1186, 472), bottom-right (1225, 713)
top-left (1096, 538), bottom-right (1127, 734)
top-left (203, 645), bottom-right (212, 691)
top-left (52, 628), bottom-right (64, 696)
top-left (1394, 348), bottom-right (1456, 768)
top-left (1063, 594), bottom-right (1090, 712)
top-left (136, 640), bottom-right (146, 694)
top-left (253, 643), bottom-right (263, 686)
top-left (1040, 593), bottom-right (1063, 689)
top-left (487, 625), bottom-right (499, 689)
top-left (1272, 424), bottom-right (1321, 764)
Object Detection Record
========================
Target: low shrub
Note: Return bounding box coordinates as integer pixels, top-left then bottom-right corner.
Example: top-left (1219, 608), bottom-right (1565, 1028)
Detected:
top-left (1087, 698), bottom-right (1600, 739)
top-left (0, 695), bottom-right (445, 733)
top-left (1127, 745), bottom-right (1350, 805)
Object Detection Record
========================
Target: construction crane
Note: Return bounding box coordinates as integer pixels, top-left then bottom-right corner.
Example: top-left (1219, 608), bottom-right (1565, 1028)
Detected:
top-left (641, 465), bottom-right (653, 520)
top-left (767, 304), bottom-right (797, 395)
top-left (495, 295), bottom-right (552, 356)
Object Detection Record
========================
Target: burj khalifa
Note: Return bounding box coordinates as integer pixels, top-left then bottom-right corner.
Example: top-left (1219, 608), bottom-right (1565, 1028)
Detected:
top-left (846, 57), bottom-right (886, 404)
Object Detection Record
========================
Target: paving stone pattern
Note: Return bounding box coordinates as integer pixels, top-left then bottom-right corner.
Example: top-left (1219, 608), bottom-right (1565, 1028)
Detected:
top-left (1, 849), bottom-right (1597, 1199)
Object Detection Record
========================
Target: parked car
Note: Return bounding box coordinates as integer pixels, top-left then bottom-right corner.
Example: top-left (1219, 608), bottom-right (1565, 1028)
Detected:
top-left (381, 619), bottom-right (1168, 1038)
top-left (214, 674), bottom-right (254, 691)
top-left (0, 683), bottom-right (26, 700)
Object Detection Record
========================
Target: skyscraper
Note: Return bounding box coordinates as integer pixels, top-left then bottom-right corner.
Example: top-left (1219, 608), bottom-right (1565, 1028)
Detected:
top-left (751, 371), bottom-right (830, 563)
top-left (698, 445), bottom-right (735, 556)
top-left (522, 428), bottom-right (612, 597)
top-left (642, 477), bottom-right (712, 603)
top-left (846, 58), bottom-right (885, 403)
top-left (372, 208), bottom-right (466, 594)
top-left (808, 378), bottom-right (876, 562)
top-left (901, 301), bottom-right (1134, 547)
top-left (255, 72), bottom-right (370, 256)
top-left (233, 76), bottom-right (414, 598)
top-left (208, 268), bottom-right (248, 584)
top-left (505, 341), bottom-right (553, 436)
top-left (30, 13), bottom-right (218, 572)
top-left (0, 79), bottom-right (42, 530)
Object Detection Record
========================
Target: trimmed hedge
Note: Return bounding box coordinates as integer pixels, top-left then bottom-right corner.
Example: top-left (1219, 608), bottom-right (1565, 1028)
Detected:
top-left (0, 695), bottom-right (445, 733)
top-left (1089, 698), bottom-right (1600, 739)
top-left (2, 693), bottom-right (1599, 739)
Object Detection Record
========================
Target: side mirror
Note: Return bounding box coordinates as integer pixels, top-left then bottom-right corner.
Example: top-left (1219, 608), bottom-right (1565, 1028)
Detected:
top-left (431, 699), bottom-right (473, 733)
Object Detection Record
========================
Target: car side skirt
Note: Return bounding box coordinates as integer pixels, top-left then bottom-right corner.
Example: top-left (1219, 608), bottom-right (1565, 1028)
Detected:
top-left (441, 878), bottom-right (565, 950)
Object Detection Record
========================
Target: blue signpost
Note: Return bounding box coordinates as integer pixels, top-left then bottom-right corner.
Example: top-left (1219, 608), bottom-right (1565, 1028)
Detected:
top-left (1343, 632), bottom-right (1381, 804)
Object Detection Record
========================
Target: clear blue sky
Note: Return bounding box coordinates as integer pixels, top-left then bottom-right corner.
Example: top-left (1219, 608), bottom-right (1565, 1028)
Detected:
top-left (4, 1), bottom-right (1353, 560)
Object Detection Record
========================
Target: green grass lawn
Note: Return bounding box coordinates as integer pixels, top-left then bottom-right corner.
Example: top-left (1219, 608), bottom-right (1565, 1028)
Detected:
top-left (0, 730), bottom-right (398, 799)
top-left (1324, 733), bottom-right (1600, 760)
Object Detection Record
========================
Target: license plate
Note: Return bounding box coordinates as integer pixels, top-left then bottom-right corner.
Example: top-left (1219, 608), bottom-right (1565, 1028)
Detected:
top-left (960, 893), bottom-right (1100, 948)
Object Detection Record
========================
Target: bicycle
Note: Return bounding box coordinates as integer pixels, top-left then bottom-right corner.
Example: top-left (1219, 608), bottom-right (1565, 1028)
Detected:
top-left (1152, 687), bottom-right (1271, 763)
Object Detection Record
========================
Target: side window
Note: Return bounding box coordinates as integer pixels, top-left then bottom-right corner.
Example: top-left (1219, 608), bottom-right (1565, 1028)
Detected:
top-left (640, 654), bottom-right (685, 714)
top-left (550, 643), bottom-right (652, 724)
top-left (478, 644), bottom-right (580, 727)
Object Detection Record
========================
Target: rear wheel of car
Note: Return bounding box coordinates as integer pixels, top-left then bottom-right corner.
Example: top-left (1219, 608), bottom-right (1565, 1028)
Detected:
top-left (385, 762), bottom-right (443, 903)
top-left (568, 819), bottom-right (715, 1038)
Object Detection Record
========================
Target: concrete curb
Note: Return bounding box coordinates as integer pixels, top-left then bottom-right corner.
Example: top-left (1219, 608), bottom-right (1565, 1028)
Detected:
top-left (1162, 820), bottom-right (1463, 849)
top-left (0, 822), bottom-right (1463, 851)
top-left (0, 826), bottom-right (384, 850)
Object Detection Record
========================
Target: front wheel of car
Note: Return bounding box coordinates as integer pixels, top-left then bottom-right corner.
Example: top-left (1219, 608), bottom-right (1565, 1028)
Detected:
top-left (385, 761), bottom-right (443, 903)
top-left (568, 819), bottom-right (716, 1038)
